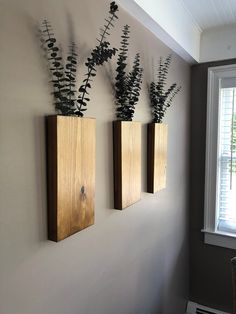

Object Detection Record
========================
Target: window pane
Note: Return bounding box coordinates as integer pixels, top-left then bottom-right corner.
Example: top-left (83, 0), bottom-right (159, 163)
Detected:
top-left (217, 87), bottom-right (236, 233)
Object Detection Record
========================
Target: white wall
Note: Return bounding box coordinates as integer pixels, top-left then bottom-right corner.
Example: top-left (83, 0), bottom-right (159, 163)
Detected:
top-left (200, 25), bottom-right (236, 63)
top-left (0, 0), bottom-right (190, 313)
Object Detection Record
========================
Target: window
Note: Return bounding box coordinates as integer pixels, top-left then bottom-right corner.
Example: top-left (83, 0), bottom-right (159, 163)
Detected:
top-left (203, 65), bottom-right (236, 249)
top-left (217, 86), bottom-right (236, 234)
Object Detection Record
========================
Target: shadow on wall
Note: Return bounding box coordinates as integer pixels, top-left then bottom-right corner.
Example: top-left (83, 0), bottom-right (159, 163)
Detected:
top-left (34, 116), bottom-right (48, 243)
top-left (104, 228), bottom-right (188, 314)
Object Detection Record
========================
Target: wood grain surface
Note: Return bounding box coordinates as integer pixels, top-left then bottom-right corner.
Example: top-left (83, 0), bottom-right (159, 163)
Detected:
top-left (47, 116), bottom-right (96, 241)
top-left (113, 121), bottom-right (141, 209)
top-left (147, 123), bottom-right (168, 193)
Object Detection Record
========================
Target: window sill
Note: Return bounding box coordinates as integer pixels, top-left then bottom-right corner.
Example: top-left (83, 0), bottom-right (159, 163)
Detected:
top-left (202, 229), bottom-right (236, 250)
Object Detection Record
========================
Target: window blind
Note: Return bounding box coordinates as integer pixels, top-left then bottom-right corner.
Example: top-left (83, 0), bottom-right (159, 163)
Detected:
top-left (217, 87), bottom-right (236, 233)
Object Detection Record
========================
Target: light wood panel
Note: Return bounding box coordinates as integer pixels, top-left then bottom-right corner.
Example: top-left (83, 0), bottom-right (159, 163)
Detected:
top-left (113, 121), bottom-right (141, 210)
top-left (46, 116), bottom-right (96, 242)
top-left (147, 123), bottom-right (168, 193)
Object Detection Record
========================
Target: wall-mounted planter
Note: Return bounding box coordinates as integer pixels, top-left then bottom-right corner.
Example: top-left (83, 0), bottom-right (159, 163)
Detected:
top-left (46, 115), bottom-right (96, 242)
top-left (147, 123), bottom-right (168, 193)
top-left (113, 121), bottom-right (141, 210)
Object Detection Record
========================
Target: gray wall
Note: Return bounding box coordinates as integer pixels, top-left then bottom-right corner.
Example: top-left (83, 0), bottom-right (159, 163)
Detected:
top-left (0, 1), bottom-right (190, 313)
top-left (190, 59), bottom-right (236, 313)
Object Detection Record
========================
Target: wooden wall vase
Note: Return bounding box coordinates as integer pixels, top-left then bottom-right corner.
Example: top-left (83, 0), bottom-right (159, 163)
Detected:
top-left (147, 123), bottom-right (168, 193)
top-left (46, 115), bottom-right (96, 242)
top-left (113, 121), bottom-right (141, 210)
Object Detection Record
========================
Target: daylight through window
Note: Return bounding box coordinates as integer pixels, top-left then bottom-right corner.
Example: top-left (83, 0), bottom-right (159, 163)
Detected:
top-left (217, 85), bottom-right (236, 233)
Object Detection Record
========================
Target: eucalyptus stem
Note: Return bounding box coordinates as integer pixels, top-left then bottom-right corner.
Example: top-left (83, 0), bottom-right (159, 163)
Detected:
top-left (149, 55), bottom-right (181, 123)
top-left (77, 1), bottom-right (119, 116)
top-left (42, 20), bottom-right (65, 112)
top-left (40, 1), bottom-right (119, 117)
top-left (115, 26), bottom-right (143, 121)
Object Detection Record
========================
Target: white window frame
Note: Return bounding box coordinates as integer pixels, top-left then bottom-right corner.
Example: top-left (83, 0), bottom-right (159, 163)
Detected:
top-left (203, 64), bottom-right (236, 250)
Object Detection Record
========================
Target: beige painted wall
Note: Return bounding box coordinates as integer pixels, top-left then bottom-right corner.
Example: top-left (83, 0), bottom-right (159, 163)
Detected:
top-left (0, 0), bottom-right (190, 313)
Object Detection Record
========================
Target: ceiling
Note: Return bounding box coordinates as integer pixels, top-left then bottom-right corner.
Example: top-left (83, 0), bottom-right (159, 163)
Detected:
top-left (182, 0), bottom-right (236, 30)
top-left (119, 0), bottom-right (236, 63)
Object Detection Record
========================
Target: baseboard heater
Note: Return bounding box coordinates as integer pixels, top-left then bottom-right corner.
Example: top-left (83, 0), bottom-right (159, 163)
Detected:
top-left (186, 301), bottom-right (230, 314)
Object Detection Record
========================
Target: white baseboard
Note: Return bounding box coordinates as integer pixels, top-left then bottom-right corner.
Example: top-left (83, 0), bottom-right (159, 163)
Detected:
top-left (186, 301), bottom-right (230, 314)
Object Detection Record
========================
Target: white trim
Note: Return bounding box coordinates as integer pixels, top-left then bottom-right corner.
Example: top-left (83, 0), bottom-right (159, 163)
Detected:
top-left (186, 301), bottom-right (230, 314)
top-left (117, 0), bottom-right (199, 63)
top-left (204, 67), bottom-right (220, 232)
top-left (203, 64), bottom-right (236, 249)
top-left (203, 230), bottom-right (236, 250)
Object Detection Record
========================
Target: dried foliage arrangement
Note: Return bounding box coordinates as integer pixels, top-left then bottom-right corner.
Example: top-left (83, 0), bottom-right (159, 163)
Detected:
top-left (40, 20), bottom-right (76, 115)
top-left (40, 1), bottom-right (119, 116)
top-left (149, 55), bottom-right (181, 123)
top-left (115, 25), bottom-right (143, 121)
